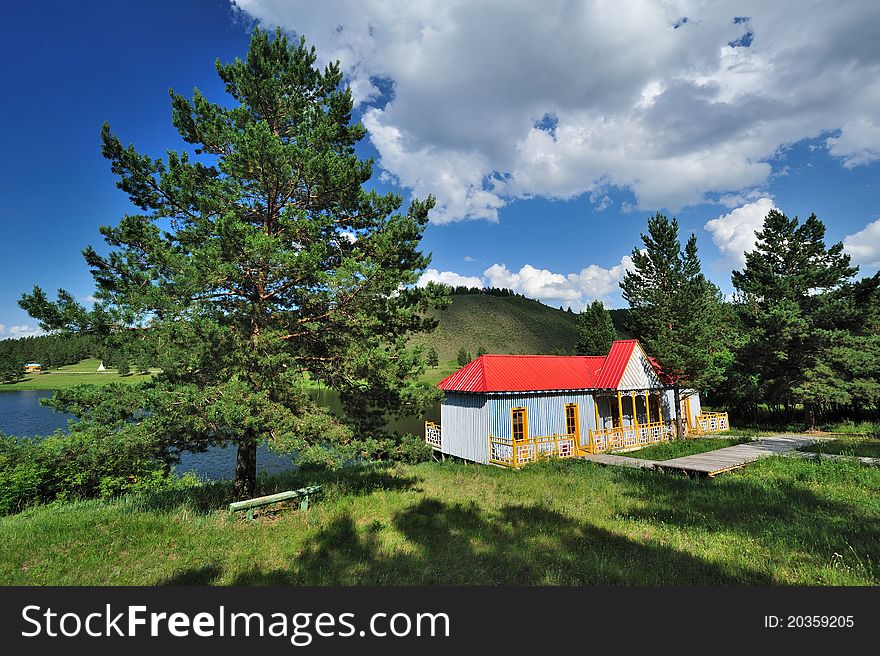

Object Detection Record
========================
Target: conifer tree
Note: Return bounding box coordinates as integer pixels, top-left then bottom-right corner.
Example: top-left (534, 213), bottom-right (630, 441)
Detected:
top-left (20, 29), bottom-right (447, 498)
top-left (575, 300), bottom-right (617, 355)
top-left (731, 209), bottom-right (868, 427)
top-left (621, 213), bottom-right (722, 437)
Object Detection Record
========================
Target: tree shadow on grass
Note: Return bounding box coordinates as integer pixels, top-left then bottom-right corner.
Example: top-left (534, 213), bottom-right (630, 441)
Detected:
top-left (129, 462), bottom-right (423, 515)
top-left (218, 498), bottom-right (772, 586)
top-left (160, 564), bottom-right (224, 585)
top-left (614, 465), bottom-right (880, 579)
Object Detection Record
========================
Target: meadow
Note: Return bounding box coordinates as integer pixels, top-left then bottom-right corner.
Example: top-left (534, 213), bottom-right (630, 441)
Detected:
top-left (2, 455), bottom-right (877, 586)
top-left (0, 358), bottom-right (152, 391)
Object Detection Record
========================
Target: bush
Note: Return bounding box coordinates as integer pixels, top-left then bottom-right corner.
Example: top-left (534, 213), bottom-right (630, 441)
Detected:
top-left (0, 430), bottom-right (175, 515)
top-left (390, 433), bottom-right (434, 464)
top-left (351, 431), bottom-right (434, 465)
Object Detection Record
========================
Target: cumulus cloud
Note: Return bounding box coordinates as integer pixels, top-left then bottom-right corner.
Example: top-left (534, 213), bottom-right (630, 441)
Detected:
top-left (479, 255), bottom-right (631, 309)
top-left (417, 268), bottom-right (484, 288)
top-left (7, 325), bottom-right (44, 339)
top-left (417, 256), bottom-right (633, 308)
top-left (233, 0), bottom-right (880, 221)
top-left (826, 118), bottom-right (880, 169)
top-left (704, 197), bottom-right (776, 267)
top-left (844, 218), bottom-right (880, 269)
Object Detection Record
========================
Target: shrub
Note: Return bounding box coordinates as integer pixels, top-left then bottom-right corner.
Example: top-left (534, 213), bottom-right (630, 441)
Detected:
top-left (0, 430), bottom-right (175, 515)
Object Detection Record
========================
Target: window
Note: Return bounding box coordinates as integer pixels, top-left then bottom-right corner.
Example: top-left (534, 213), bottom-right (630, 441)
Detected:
top-left (565, 403), bottom-right (579, 438)
top-left (512, 408), bottom-right (527, 442)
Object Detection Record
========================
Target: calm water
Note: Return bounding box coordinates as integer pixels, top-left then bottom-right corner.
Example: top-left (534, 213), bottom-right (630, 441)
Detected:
top-left (0, 389), bottom-right (439, 481)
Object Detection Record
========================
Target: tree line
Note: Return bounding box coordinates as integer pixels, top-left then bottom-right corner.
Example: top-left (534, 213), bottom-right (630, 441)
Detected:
top-left (0, 334), bottom-right (99, 382)
top-left (448, 286), bottom-right (529, 299)
top-left (618, 210), bottom-right (879, 430)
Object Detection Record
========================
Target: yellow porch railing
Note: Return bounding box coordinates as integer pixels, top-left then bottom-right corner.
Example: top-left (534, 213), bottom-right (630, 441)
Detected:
top-left (587, 420), bottom-right (675, 453)
top-left (489, 433), bottom-right (579, 468)
top-left (691, 412), bottom-right (730, 435)
top-left (425, 421), bottom-right (442, 450)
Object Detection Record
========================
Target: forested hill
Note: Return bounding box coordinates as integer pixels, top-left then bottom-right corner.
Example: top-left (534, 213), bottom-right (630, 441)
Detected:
top-left (416, 292), bottom-right (631, 364)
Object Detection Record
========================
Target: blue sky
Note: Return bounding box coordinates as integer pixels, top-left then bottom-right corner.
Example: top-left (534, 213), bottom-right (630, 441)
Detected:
top-left (2, 1), bottom-right (879, 337)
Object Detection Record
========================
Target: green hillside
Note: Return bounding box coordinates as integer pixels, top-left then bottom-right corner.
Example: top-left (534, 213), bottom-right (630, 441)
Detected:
top-left (413, 294), bottom-right (575, 383)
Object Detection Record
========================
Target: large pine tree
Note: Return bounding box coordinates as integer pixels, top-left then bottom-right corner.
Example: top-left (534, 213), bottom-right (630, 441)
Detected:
top-left (19, 29), bottom-right (447, 498)
top-left (731, 209), bottom-right (873, 427)
top-left (621, 213), bottom-right (722, 437)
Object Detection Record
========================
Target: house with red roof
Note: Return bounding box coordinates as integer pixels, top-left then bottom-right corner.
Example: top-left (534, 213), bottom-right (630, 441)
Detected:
top-left (425, 340), bottom-right (725, 467)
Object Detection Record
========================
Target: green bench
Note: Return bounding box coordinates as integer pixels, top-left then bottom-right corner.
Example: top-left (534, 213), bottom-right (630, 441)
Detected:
top-left (228, 485), bottom-right (322, 521)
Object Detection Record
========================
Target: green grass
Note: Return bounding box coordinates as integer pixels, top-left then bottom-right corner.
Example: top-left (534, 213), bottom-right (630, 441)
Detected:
top-left (823, 421), bottom-right (880, 436)
top-left (1, 455), bottom-right (878, 585)
top-left (0, 358), bottom-right (153, 391)
top-left (800, 436), bottom-right (880, 459)
top-left (613, 436), bottom-right (752, 461)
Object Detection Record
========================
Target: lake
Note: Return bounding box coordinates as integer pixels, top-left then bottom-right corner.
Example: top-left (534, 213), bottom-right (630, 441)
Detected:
top-left (0, 389), bottom-right (439, 481)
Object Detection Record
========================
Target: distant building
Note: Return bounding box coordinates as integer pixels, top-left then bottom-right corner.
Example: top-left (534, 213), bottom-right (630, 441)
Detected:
top-left (23, 363), bottom-right (42, 373)
top-left (97, 361), bottom-right (106, 372)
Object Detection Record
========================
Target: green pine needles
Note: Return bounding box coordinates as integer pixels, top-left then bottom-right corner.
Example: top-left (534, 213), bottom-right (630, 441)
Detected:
top-left (19, 29), bottom-right (448, 499)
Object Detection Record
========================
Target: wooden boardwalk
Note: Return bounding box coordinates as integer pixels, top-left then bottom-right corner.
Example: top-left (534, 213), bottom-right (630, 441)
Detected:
top-left (582, 435), bottom-right (824, 477)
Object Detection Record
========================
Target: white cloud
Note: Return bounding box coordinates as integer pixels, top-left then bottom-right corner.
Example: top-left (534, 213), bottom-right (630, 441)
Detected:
top-left (233, 0), bottom-right (880, 221)
top-left (8, 325), bottom-right (45, 339)
top-left (463, 256), bottom-right (475, 262)
top-left (844, 218), bottom-right (880, 269)
top-left (484, 256), bottom-right (633, 309)
top-left (417, 268), bottom-right (483, 288)
top-left (704, 197), bottom-right (776, 267)
top-left (826, 118), bottom-right (880, 169)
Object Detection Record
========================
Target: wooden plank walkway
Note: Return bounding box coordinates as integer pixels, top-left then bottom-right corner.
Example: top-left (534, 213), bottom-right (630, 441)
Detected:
top-left (655, 435), bottom-right (821, 476)
top-left (581, 435), bottom-right (826, 477)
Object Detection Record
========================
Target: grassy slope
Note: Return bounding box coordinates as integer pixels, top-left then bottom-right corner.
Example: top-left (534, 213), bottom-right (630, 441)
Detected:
top-left (420, 294), bottom-right (580, 361)
top-left (418, 293), bottom-right (621, 385)
top-left (2, 456), bottom-right (877, 585)
top-left (0, 358), bottom-right (152, 391)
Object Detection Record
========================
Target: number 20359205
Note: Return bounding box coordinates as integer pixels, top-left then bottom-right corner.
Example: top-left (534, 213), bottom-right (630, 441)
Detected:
top-left (764, 615), bottom-right (854, 628)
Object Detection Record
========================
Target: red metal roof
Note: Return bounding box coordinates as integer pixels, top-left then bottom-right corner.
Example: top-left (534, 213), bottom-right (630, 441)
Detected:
top-left (437, 339), bottom-right (658, 393)
top-left (438, 354), bottom-right (606, 393)
top-left (594, 339), bottom-right (639, 389)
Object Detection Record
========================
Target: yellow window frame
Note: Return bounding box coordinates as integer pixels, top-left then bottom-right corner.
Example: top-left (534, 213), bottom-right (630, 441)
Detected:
top-left (511, 407), bottom-right (528, 442)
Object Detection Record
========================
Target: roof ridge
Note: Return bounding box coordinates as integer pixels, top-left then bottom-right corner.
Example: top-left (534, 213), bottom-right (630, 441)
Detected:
top-left (478, 353), bottom-right (605, 358)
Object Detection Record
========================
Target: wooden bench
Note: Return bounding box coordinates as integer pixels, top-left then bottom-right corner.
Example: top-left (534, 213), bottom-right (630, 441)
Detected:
top-left (228, 485), bottom-right (322, 521)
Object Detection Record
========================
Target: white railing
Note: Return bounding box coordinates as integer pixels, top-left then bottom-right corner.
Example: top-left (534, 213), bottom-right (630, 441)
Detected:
top-left (425, 421), bottom-right (442, 449)
top-left (693, 412), bottom-right (730, 435)
top-left (488, 433), bottom-right (578, 468)
top-left (588, 420), bottom-right (676, 453)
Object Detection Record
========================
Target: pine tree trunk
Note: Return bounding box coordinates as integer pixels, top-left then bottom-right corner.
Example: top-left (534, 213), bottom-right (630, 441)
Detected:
top-left (673, 385), bottom-right (683, 439)
top-left (234, 436), bottom-right (258, 500)
top-left (804, 404), bottom-right (816, 431)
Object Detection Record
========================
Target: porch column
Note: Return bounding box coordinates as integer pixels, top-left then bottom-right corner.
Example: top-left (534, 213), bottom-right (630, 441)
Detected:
top-left (617, 391), bottom-right (624, 428)
top-left (631, 392), bottom-right (638, 428)
top-left (645, 391), bottom-right (651, 424)
top-left (594, 398), bottom-right (601, 431)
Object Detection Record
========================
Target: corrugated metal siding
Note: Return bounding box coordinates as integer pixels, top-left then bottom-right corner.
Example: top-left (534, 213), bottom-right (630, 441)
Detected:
top-left (618, 346), bottom-right (661, 390)
top-left (662, 389), bottom-right (702, 427)
top-left (488, 392), bottom-right (598, 449)
top-left (440, 392), bottom-right (490, 463)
